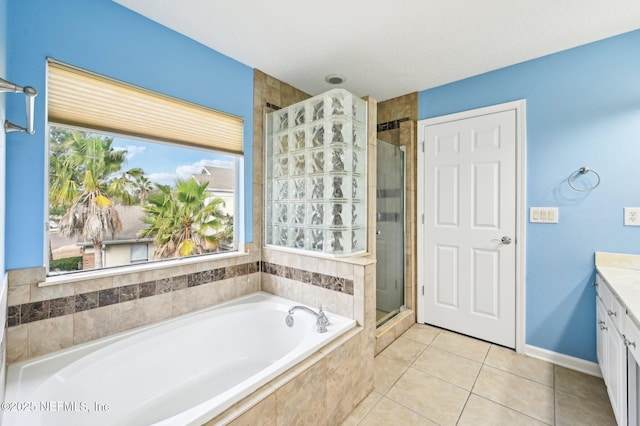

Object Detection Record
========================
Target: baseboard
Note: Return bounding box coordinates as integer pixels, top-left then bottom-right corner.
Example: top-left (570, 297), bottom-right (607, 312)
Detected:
top-left (524, 344), bottom-right (602, 377)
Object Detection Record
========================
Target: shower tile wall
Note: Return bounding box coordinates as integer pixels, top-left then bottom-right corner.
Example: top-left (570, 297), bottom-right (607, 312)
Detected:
top-left (377, 92), bottom-right (418, 124)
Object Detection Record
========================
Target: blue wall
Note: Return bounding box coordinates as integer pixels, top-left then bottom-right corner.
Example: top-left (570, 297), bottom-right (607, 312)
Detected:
top-left (419, 30), bottom-right (640, 362)
top-left (0, 0), bottom-right (7, 279)
top-left (5, 0), bottom-right (254, 270)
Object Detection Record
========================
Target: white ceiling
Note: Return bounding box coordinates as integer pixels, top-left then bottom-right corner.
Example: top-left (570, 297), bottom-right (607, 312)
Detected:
top-left (114, 0), bottom-right (640, 102)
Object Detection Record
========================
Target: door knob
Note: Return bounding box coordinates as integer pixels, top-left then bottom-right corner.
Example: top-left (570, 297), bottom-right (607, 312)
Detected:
top-left (501, 236), bottom-right (512, 245)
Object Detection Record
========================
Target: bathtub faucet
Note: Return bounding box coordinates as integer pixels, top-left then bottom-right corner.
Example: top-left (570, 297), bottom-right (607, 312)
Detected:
top-left (286, 305), bottom-right (330, 333)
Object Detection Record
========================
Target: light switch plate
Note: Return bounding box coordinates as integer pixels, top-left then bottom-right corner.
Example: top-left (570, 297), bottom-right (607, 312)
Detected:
top-left (530, 207), bottom-right (559, 224)
top-left (624, 208), bottom-right (640, 226)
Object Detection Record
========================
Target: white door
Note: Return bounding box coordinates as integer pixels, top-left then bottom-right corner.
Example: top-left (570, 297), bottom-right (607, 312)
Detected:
top-left (419, 108), bottom-right (517, 348)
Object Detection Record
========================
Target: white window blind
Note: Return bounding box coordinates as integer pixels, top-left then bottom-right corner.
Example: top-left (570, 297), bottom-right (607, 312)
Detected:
top-left (47, 60), bottom-right (244, 154)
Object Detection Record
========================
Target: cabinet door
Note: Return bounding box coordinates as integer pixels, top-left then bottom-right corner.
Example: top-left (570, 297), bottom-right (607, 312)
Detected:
top-left (597, 297), bottom-right (608, 381)
top-left (608, 325), bottom-right (627, 426)
top-left (596, 274), bottom-right (604, 300)
top-left (625, 314), bottom-right (640, 426)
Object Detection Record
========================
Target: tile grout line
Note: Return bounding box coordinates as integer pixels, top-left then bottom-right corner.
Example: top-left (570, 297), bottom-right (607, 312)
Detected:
top-left (409, 330), bottom-right (473, 424)
top-left (466, 393), bottom-right (555, 426)
top-left (428, 332), bottom-right (555, 424)
top-left (454, 342), bottom-right (492, 425)
top-left (474, 364), bottom-right (556, 422)
top-left (455, 390), bottom-right (473, 425)
top-left (376, 330), bottom-right (443, 424)
top-left (380, 395), bottom-right (435, 425)
top-left (351, 392), bottom-right (382, 426)
top-left (471, 356), bottom-right (557, 424)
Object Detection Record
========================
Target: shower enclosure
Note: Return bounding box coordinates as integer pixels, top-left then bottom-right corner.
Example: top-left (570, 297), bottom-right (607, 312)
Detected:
top-left (376, 139), bottom-right (406, 327)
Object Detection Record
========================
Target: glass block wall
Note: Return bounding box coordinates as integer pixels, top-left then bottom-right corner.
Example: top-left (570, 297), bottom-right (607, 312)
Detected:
top-left (265, 89), bottom-right (367, 256)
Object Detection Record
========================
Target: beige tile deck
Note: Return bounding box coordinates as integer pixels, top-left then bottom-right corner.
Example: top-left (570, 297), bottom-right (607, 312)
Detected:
top-left (343, 325), bottom-right (616, 426)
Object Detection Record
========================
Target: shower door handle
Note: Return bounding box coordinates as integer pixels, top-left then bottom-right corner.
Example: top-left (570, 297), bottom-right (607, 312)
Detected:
top-left (376, 230), bottom-right (381, 236)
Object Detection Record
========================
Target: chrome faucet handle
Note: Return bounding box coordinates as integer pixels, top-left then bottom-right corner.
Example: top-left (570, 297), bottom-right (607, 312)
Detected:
top-left (316, 318), bottom-right (328, 333)
top-left (317, 305), bottom-right (330, 327)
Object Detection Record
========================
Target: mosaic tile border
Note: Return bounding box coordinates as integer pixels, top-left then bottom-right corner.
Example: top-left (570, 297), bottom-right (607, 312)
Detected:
top-left (261, 261), bottom-right (354, 295)
top-left (6, 261), bottom-right (353, 328)
top-left (7, 262), bottom-right (258, 328)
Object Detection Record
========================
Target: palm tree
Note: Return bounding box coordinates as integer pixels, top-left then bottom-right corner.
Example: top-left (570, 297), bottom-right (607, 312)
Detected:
top-left (50, 130), bottom-right (140, 269)
top-left (139, 179), bottom-right (226, 258)
top-left (133, 175), bottom-right (153, 205)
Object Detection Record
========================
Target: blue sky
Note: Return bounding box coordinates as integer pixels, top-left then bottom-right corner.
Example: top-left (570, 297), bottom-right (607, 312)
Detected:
top-left (111, 136), bottom-right (234, 186)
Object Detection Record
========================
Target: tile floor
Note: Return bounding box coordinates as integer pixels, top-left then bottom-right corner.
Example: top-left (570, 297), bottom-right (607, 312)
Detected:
top-left (342, 324), bottom-right (616, 425)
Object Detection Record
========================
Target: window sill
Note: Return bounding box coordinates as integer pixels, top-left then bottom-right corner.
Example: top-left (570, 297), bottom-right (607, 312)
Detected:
top-left (39, 245), bottom-right (249, 287)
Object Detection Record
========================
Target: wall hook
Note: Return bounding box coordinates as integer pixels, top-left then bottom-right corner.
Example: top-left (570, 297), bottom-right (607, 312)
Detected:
top-left (0, 77), bottom-right (37, 134)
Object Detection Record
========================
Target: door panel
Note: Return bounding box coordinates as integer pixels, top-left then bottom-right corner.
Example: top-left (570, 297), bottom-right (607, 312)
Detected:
top-left (436, 166), bottom-right (459, 226)
top-left (473, 162), bottom-right (499, 228)
top-left (422, 109), bottom-right (516, 348)
top-left (435, 245), bottom-right (458, 308)
top-left (471, 248), bottom-right (499, 317)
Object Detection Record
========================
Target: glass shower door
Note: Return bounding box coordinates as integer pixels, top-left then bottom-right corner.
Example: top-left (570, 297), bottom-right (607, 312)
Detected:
top-left (376, 139), bottom-right (405, 327)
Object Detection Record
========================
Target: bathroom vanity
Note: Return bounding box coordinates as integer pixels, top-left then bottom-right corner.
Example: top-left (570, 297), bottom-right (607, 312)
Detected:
top-left (595, 252), bottom-right (640, 426)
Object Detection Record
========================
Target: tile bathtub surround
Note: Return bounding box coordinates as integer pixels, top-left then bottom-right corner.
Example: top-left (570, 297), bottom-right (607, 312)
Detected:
top-left (4, 251), bottom-right (263, 362)
top-left (209, 327), bottom-right (373, 425)
top-left (260, 260), bottom-right (354, 295)
top-left (4, 252), bottom-right (371, 363)
top-left (7, 262), bottom-right (260, 328)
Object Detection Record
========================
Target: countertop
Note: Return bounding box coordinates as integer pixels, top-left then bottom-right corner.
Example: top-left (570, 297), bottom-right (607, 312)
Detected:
top-left (595, 252), bottom-right (640, 328)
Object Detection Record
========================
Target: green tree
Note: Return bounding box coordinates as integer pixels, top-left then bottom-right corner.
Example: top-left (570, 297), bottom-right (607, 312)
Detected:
top-left (133, 175), bottom-right (153, 205)
top-left (139, 179), bottom-right (225, 258)
top-left (217, 213), bottom-right (234, 248)
top-left (50, 129), bottom-right (142, 269)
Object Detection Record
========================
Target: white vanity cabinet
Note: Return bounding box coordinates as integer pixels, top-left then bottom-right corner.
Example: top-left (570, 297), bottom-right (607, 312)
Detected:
top-left (624, 312), bottom-right (640, 425)
top-left (596, 294), bottom-right (609, 382)
top-left (596, 273), bottom-right (628, 425)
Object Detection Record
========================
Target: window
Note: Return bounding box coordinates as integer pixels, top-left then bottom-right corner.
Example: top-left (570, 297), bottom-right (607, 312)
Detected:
top-left (47, 60), bottom-right (243, 276)
top-left (130, 244), bottom-right (149, 264)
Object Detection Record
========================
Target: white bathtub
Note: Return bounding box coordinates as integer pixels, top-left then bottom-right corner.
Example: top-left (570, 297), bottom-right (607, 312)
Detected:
top-left (3, 292), bottom-right (356, 425)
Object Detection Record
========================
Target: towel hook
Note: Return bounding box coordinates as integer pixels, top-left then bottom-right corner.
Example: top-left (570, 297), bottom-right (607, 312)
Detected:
top-left (568, 167), bottom-right (600, 192)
